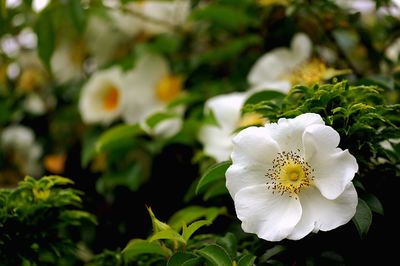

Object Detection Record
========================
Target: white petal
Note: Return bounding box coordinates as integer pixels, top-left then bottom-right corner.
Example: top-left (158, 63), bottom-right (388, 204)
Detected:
top-left (303, 124), bottom-right (358, 200)
top-left (248, 80), bottom-right (291, 94)
top-left (226, 163), bottom-right (271, 198)
top-left (205, 92), bottom-right (246, 130)
top-left (288, 183), bottom-right (357, 240)
top-left (247, 49), bottom-right (294, 85)
top-left (198, 126), bottom-right (234, 162)
top-left (121, 53), bottom-right (169, 124)
top-left (231, 126), bottom-right (281, 166)
top-left (291, 33), bottom-right (312, 64)
top-left (146, 116), bottom-right (182, 138)
top-left (264, 113), bottom-right (324, 152)
top-left (234, 184), bottom-right (302, 241)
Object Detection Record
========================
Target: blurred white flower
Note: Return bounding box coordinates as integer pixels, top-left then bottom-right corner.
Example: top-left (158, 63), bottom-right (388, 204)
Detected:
top-left (198, 82), bottom-right (288, 162)
top-left (122, 53), bottom-right (184, 137)
top-left (248, 33), bottom-right (347, 89)
top-left (51, 39), bottom-right (86, 84)
top-left (79, 67), bottom-right (125, 125)
top-left (23, 93), bottom-right (46, 115)
top-left (386, 37), bottom-right (400, 63)
top-left (226, 113), bottom-right (358, 241)
top-left (1, 125), bottom-right (43, 177)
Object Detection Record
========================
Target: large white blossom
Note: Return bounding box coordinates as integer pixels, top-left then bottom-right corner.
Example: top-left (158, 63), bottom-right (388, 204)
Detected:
top-left (122, 53), bottom-right (184, 137)
top-left (226, 113), bottom-right (358, 241)
top-left (79, 67), bottom-right (125, 125)
top-left (1, 125), bottom-right (43, 177)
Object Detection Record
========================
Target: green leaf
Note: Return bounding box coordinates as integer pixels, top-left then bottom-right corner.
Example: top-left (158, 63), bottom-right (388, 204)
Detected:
top-left (149, 229), bottom-right (186, 244)
top-left (259, 245), bottom-right (286, 262)
top-left (237, 254), bottom-right (257, 266)
top-left (182, 220), bottom-right (210, 241)
top-left (203, 180), bottom-right (229, 200)
top-left (363, 193), bottom-right (384, 215)
top-left (197, 244), bottom-right (232, 266)
top-left (81, 131), bottom-right (99, 167)
top-left (146, 112), bottom-right (179, 129)
top-left (192, 4), bottom-right (256, 31)
top-left (244, 90), bottom-right (286, 106)
top-left (216, 233), bottom-right (237, 259)
top-left (196, 161), bottom-right (231, 195)
top-left (35, 11), bottom-right (55, 69)
top-left (168, 206), bottom-right (226, 231)
top-left (96, 124), bottom-right (143, 152)
top-left (122, 239), bottom-right (168, 261)
top-left (68, 0), bottom-right (86, 32)
top-left (352, 198), bottom-right (372, 238)
top-left (167, 252), bottom-right (200, 266)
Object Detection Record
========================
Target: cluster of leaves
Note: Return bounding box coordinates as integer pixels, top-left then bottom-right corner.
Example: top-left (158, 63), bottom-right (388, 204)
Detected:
top-left (0, 175), bottom-right (96, 265)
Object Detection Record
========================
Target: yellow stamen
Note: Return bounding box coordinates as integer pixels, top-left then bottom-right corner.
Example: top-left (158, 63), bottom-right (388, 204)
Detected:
top-left (17, 68), bottom-right (47, 93)
top-left (155, 74), bottom-right (183, 102)
top-left (237, 113), bottom-right (267, 128)
top-left (103, 86), bottom-right (120, 111)
top-left (266, 151), bottom-right (314, 197)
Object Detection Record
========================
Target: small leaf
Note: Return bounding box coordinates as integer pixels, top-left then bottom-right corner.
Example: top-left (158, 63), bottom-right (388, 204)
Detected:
top-left (259, 245), bottom-right (286, 262)
top-left (167, 252), bottom-right (198, 266)
top-left (182, 220), bottom-right (210, 241)
top-left (96, 124), bottom-right (143, 152)
top-left (237, 254), bottom-right (257, 266)
top-left (168, 206), bottom-right (226, 231)
top-left (216, 232), bottom-right (237, 259)
top-left (203, 180), bottom-right (229, 200)
top-left (196, 161), bottom-right (231, 195)
top-left (352, 198), bottom-right (372, 238)
top-left (363, 193), bottom-right (384, 215)
top-left (146, 112), bottom-right (179, 129)
top-left (244, 90), bottom-right (285, 106)
top-left (35, 11), bottom-right (55, 69)
top-left (197, 244), bottom-right (232, 266)
top-left (149, 229), bottom-right (186, 244)
top-left (122, 239), bottom-right (168, 261)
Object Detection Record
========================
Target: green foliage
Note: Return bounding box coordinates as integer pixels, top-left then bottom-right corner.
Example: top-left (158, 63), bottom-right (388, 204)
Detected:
top-left (353, 198), bottom-right (373, 239)
top-left (196, 161), bottom-right (231, 200)
top-left (0, 176), bottom-right (96, 265)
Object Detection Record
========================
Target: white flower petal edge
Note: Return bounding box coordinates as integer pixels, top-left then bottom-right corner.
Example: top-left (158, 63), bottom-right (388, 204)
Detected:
top-left (235, 184), bottom-right (302, 241)
top-left (303, 124), bottom-right (359, 199)
top-left (288, 183), bottom-right (358, 240)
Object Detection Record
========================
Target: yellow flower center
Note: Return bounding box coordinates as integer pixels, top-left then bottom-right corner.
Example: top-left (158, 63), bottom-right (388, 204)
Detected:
top-left (155, 75), bottom-right (183, 102)
top-left (237, 113), bottom-right (267, 128)
top-left (44, 154), bottom-right (66, 174)
top-left (103, 85), bottom-right (120, 111)
top-left (284, 58), bottom-right (327, 86)
top-left (266, 151), bottom-right (314, 198)
top-left (17, 68), bottom-right (46, 93)
top-left (71, 41), bottom-right (87, 66)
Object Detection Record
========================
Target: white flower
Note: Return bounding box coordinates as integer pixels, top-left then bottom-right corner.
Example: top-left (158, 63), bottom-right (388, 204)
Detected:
top-left (226, 113), bottom-right (358, 241)
top-left (386, 37), bottom-right (400, 63)
top-left (79, 67), bottom-right (125, 125)
top-left (198, 82), bottom-right (288, 162)
top-left (1, 125), bottom-right (43, 177)
top-left (122, 53), bottom-right (184, 137)
top-left (125, 0), bottom-right (190, 35)
top-left (51, 40), bottom-right (86, 84)
top-left (198, 92), bottom-right (248, 162)
top-left (248, 33), bottom-right (312, 91)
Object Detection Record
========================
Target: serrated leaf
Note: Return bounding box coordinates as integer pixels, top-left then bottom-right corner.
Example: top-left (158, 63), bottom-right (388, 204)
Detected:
top-left (149, 229), bottom-right (186, 244)
top-left (363, 193), bottom-right (384, 215)
top-left (167, 252), bottom-right (199, 266)
top-left (196, 161), bottom-right (231, 195)
top-left (122, 239), bottom-right (168, 261)
top-left (237, 254), bottom-right (257, 266)
top-left (168, 206), bottom-right (226, 231)
top-left (352, 198), bottom-right (372, 238)
top-left (96, 124), bottom-right (143, 152)
top-left (182, 220), bottom-right (210, 241)
top-left (197, 244), bottom-right (232, 266)
top-left (35, 11), bottom-right (55, 69)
